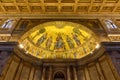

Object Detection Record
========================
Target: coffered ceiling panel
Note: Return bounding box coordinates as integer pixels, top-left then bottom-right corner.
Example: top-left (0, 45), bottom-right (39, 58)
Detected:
top-left (91, 6), bottom-right (100, 12)
top-left (44, 0), bottom-right (58, 3)
top-left (61, 6), bottom-right (73, 12)
top-left (105, 0), bottom-right (118, 3)
top-left (30, 6), bottom-right (42, 12)
top-left (94, 0), bottom-right (103, 3)
top-left (61, 0), bottom-right (75, 3)
top-left (0, 0), bottom-right (120, 14)
top-left (1, 0), bottom-right (14, 3)
top-left (78, 0), bottom-right (91, 3)
top-left (45, 6), bottom-right (58, 12)
top-left (101, 6), bottom-right (114, 12)
top-left (28, 0), bottom-right (41, 3)
top-left (115, 6), bottom-right (120, 12)
top-left (16, 0), bottom-right (25, 3)
top-left (19, 6), bottom-right (29, 12)
top-left (77, 6), bottom-right (89, 12)
top-left (4, 6), bottom-right (17, 12)
top-left (0, 6), bottom-right (3, 12)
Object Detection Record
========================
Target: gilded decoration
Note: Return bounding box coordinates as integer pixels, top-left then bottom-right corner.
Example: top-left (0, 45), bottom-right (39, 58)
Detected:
top-left (19, 21), bottom-right (99, 59)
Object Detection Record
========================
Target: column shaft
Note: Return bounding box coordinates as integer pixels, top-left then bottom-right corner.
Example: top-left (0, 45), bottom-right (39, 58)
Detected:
top-left (67, 66), bottom-right (71, 80)
top-left (73, 66), bottom-right (78, 80)
top-left (41, 67), bottom-right (46, 80)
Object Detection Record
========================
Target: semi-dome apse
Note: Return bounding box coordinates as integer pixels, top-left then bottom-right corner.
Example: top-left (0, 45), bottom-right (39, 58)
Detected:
top-left (19, 21), bottom-right (99, 59)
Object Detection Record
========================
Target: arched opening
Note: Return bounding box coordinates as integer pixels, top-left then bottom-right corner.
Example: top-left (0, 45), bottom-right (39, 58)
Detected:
top-left (19, 21), bottom-right (99, 59)
top-left (54, 71), bottom-right (65, 80)
top-left (1, 19), bottom-right (16, 29)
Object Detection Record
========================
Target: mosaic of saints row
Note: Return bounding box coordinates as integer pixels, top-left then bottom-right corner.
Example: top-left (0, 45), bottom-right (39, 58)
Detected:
top-left (20, 21), bottom-right (99, 59)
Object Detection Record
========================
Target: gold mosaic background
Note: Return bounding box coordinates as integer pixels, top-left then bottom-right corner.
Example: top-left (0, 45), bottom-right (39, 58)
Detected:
top-left (19, 21), bottom-right (99, 59)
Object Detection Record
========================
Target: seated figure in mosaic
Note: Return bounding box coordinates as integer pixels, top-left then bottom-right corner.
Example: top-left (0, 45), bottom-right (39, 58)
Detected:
top-left (55, 34), bottom-right (64, 50)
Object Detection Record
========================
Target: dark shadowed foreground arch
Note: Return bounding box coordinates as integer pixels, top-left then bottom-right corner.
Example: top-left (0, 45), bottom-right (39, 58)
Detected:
top-left (54, 71), bottom-right (65, 80)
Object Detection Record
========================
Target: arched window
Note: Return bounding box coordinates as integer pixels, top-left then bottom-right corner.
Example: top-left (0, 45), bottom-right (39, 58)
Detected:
top-left (54, 71), bottom-right (65, 80)
top-left (105, 20), bottom-right (118, 31)
top-left (1, 19), bottom-right (16, 29)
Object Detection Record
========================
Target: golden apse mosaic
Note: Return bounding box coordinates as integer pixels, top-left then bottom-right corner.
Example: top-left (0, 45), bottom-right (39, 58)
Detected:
top-left (19, 21), bottom-right (99, 59)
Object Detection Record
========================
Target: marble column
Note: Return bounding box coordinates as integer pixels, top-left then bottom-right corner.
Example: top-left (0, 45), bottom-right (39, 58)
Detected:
top-left (67, 66), bottom-right (71, 80)
top-left (73, 66), bottom-right (78, 80)
top-left (48, 66), bottom-right (52, 80)
top-left (41, 66), bottom-right (46, 80)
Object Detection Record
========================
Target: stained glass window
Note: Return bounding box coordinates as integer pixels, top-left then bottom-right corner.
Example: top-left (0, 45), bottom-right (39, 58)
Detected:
top-left (105, 20), bottom-right (118, 31)
top-left (1, 19), bottom-right (16, 29)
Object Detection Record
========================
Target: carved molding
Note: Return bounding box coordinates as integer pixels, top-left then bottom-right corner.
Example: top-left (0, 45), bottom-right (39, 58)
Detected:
top-left (0, 14), bottom-right (120, 19)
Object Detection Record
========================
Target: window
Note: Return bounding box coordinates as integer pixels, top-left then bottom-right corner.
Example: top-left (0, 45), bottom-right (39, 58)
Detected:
top-left (105, 20), bottom-right (118, 31)
top-left (1, 19), bottom-right (16, 29)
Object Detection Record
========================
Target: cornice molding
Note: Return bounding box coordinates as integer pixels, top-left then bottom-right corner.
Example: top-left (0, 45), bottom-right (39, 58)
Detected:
top-left (0, 14), bottom-right (120, 19)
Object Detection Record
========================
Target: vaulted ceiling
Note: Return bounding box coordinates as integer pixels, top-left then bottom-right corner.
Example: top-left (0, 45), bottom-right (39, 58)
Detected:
top-left (19, 21), bottom-right (99, 59)
top-left (0, 0), bottom-right (120, 15)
